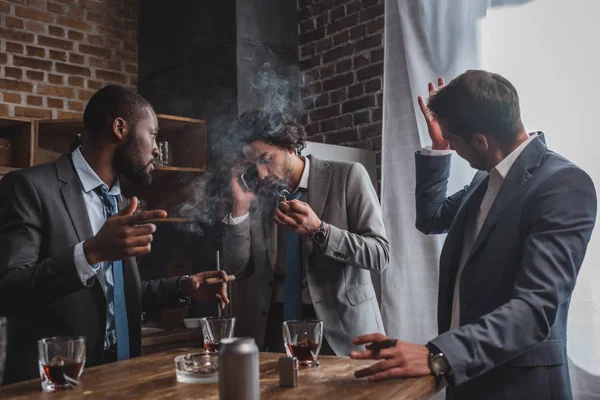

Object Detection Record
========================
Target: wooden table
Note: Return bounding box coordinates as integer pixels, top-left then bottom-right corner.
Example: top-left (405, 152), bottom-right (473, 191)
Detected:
top-left (0, 348), bottom-right (437, 399)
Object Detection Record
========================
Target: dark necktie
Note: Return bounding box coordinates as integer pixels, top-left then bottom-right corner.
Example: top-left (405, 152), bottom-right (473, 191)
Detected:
top-left (96, 186), bottom-right (130, 361)
top-left (283, 190), bottom-right (304, 321)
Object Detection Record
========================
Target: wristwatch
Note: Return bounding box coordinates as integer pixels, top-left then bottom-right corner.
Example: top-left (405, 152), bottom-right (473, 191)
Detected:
top-left (175, 275), bottom-right (192, 306)
top-left (426, 344), bottom-right (451, 377)
top-left (310, 220), bottom-right (327, 245)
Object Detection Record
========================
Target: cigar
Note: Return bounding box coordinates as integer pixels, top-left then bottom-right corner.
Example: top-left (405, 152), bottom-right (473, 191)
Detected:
top-left (205, 275), bottom-right (236, 285)
top-left (366, 339), bottom-right (398, 351)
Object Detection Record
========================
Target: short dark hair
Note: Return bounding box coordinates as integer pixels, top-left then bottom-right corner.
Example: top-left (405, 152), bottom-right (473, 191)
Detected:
top-left (83, 85), bottom-right (153, 137)
top-left (237, 110), bottom-right (306, 153)
top-left (427, 70), bottom-right (524, 144)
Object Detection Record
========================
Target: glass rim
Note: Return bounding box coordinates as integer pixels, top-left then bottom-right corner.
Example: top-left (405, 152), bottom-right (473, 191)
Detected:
top-left (173, 351), bottom-right (219, 363)
top-left (38, 336), bottom-right (86, 345)
top-left (283, 320), bottom-right (322, 325)
top-left (200, 316), bottom-right (235, 321)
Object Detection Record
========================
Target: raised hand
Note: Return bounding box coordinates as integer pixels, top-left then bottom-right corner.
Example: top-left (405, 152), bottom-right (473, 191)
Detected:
top-left (83, 196), bottom-right (167, 265)
top-left (179, 270), bottom-right (230, 310)
top-left (418, 77), bottom-right (450, 150)
top-left (231, 167), bottom-right (256, 218)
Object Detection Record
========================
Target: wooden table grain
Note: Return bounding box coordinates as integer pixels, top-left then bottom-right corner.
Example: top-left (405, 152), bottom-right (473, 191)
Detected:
top-left (0, 348), bottom-right (437, 399)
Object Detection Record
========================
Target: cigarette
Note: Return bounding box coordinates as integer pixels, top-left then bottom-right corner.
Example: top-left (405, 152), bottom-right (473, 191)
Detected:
top-left (205, 275), bottom-right (236, 285)
top-left (366, 339), bottom-right (398, 351)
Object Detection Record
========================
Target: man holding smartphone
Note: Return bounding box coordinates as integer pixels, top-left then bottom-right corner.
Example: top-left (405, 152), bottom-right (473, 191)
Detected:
top-left (222, 110), bottom-right (389, 356)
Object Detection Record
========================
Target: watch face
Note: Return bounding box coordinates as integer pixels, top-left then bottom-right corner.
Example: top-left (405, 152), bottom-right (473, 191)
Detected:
top-left (431, 354), bottom-right (449, 376)
top-left (313, 231), bottom-right (325, 244)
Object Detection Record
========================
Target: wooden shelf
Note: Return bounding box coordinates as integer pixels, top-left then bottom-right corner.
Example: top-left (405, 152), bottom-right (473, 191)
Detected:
top-left (153, 166), bottom-right (205, 173)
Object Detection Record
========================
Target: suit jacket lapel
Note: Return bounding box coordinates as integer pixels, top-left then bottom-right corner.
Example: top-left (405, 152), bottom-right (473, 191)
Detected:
top-left (306, 156), bottom-right (332, 255)
top-left (467, 136), bottom-right (547, 261)
top-left (261, 201), bottom-right (278, 271)
top-left (57, 155), bottom-right (94, 243)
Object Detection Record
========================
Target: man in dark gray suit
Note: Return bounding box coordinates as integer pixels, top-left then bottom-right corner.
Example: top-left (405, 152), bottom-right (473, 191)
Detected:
top-left (350, 70), bottom-right (597, 399)
top-left (222, 110), bottom-right (389, 356)
top-left (0, 85), bottom-right (229, 384)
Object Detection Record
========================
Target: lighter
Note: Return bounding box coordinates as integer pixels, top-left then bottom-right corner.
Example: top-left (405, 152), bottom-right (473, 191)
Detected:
top-left (279, 356), bottom-right (299, 388)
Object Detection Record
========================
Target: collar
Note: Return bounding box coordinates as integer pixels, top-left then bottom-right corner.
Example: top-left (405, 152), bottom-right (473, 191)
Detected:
top-left (294, 156), bottom-right (310, 192)
top-left (71, 147), bottom-right (121, 196)
top-left (493, 132), bottom-right (539, 180)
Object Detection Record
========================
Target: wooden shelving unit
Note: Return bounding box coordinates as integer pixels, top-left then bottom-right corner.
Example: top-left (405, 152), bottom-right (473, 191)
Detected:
top-left (0, 117), bottom-right (35, 180)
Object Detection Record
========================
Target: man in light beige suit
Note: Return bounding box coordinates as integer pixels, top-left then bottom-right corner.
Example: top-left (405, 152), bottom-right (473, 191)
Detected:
top-left (222, 110), bottom-right (389, 356)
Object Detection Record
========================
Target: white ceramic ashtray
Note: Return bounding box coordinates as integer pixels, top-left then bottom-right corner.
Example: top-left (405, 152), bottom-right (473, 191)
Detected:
top-left (183, 318), bottom-right (202, 329)
top-left (174, 352), bottom-right (219, 384)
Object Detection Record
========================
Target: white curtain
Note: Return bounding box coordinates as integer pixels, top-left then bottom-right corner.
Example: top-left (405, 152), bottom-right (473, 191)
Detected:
top-left (382, 1), bottom-right (599, 399)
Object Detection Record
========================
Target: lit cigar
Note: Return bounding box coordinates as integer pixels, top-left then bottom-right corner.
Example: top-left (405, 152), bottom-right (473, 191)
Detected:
top-left (366, 339), bottom-right (398, 351)
top-left (205, 275), bottom-right (236, 285)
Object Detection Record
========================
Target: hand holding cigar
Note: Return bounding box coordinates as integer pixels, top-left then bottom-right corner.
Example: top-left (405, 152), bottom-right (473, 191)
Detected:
top-left (205, 275), bottom-right (236, 285)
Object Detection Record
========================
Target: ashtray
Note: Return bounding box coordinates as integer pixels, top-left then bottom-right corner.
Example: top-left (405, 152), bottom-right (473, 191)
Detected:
top-left (174, 352), bottom-right (219, 384)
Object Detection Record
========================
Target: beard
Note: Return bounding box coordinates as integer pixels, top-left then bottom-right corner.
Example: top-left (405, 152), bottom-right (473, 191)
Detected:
top-left (113, 134), bottom-right (154, 185)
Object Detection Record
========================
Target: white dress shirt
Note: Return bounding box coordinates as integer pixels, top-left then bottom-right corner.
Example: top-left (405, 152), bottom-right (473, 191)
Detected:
top-left (422, 133), bottom-right (539, 328)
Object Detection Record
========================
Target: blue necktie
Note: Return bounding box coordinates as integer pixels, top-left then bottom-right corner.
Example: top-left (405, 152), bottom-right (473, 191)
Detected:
top-left (97, 187), bottom-right (130, 361)
top-left (283, 190), bottom-right (304, 322)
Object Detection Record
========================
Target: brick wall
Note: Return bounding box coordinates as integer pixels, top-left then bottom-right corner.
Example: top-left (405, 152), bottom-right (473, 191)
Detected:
top-left (0, 0), bottom-right (138, 119)
top-left (298, 0), bottom-right (384, 188)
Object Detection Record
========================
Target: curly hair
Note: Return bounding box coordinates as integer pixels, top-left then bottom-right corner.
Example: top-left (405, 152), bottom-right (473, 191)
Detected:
top-left (237, 110), bottom-right (307, 153)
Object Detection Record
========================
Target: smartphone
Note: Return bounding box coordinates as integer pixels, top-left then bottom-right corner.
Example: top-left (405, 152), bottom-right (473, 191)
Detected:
top-left (237, 165), bottom-right (259, 192)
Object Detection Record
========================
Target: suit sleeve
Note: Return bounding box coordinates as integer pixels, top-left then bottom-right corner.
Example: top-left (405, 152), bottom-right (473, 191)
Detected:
top-left (141, 276), bottom-right (182, 310)
top-left (429, 167), bottom-right (597, 386)
top-left (323, 162), bottom-right (390, 273)
top-left (414, 151), bottom-right (473, 234)
top-left (0, 172), bottom-right (84, 315)
top-left (222, 216), bottom-right (254, 278)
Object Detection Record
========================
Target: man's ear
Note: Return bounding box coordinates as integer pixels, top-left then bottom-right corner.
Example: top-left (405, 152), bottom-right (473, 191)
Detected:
top-left (472, 133), bottom-right (489, 152)
top-left (112, 117), bottom-right (129, 142)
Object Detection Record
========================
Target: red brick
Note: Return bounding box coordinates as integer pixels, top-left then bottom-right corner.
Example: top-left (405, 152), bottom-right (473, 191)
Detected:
top-left (86, 10), bottom-right (104, 24)
top-left (14, 106), bottom-right (51, 119)
top-left (86, 33), bottom-right (104, 46)
top-left (95, 69), bottom-right (127, 84)
top-left (46, 2), bottom-right (65, 14)
top-left (301, 81), bottom-right (321, 98)
top-left (5, 16), bottom-right (25, 29)
top-left (57, 111), bottom-right (82, 119)
top-left (373, 107), bottom-right (382, 122)
top-left (27, 20), bottom-right (46, 33)
top-left (310, 104), bottom-right (341, 122)
top-left (330, 5), bottom-right (345, 22)
top-left (38, 35), bottom-right (73, 50)
top-left (365, 78), bottom-right (381, 93)
top-left (363, 0), bottom-right (380, 6)
top-left (48, 25), bottom-right (66, 37)
top-left (67, 6), bottom-right (85, 19)
top-left (88, 57), bottom-right (104, 68)
top-left (359, 123), bottom-right (382, 140)
top-left (0, 54), bottom-right (6, 64)
top-left (80, 0), bottom-right (105, 12)
top-left (26, 70), bottom-right (44, 81)
top-left (323, 44), bottom-right (354, 64)
top-left (49, 49), bottom-right (67, 61)
top-left (56, 62), bottom-right (91, 77)
top-left (357, 62), bottom-right (383, 81)
top-left (314, 93), bottom-right (329, 108)
top-left (315, 37), bottom-right (333, 53)
top-left (348, 83), bottom-right (363, 98)
top-left (315, 13), bottom-right (328, 28)
top-left (79, 44), bottom-right (111, 59)
top-left (320, 64), bottom-right (336, 79)
top-left (15, 6), bottom-right (53, 23)
top-left (346, 0), bottom-right (362, 15)
top-left (353, 54), bottom-right (370, 68)
top-left (333, 30), bottom-right (349, 46)
top-left (350, 24), bottom-right (366, 40)
top-left (367, 16), bottom-right (384, 34)
top-left (4, 67), bottom-right (23, 80)
top-left (0, 27), bottom-right (35, 43)
top-left (26, 45), bottom-right (46, 58)
top-left (115, 50), bottom-right (136, 64)
top-left (57, 15), bottom-right (91, 31)
top-left (326, 14), bottom-right (358, 36)
top-left (48, 73), bottom-right (64, 84)
top-left (299, 18), bottom-right (315, 34)
top-left (300, 43), bottom-right (315, 59)
top-left (325, 128), bottom-right (358, 144)
top-left (54, 0), bottom-right (78, 6)
top-left (28, 0), bottom-right (47, 9)
top-left (6, 42), bottom-right (24, 54)
top-left (37, 84), bottom-right (74, 97)
top-left (105, 16), bottom-right (123, 30)
top-left (78, 89), bottom-right (95, 100)
top-left (0, 104), bottom-right (8, 116)
top-left (68, 100), bottom-right (83, 112)
top-left (336, 58), bottom-right (352, 74)
top-left (322, 72), bottom-right (354, 92)
top-left (299, 26), bottom-right (325, 46)
top-left (69, 53), bottom-right (85, 64)
top-left (356, 33), bottom-right (382, 52)
top-left (371, 48), bottom-right (383, 62)
top-left (330, 88), bottom-right (347, 103)
top-left (359, 3), bottom-right (384, 23)
top-left (124, 63), bottom-right (137, 74)
top-left (26, 95), bottom-right (43, 106)
top-left (0, 2), bottom-right (9, 13)
top-left (67, 30), bottom-right (84, 40)
top-left (107, 60), bottom-right (122, 72)
top-left (106, 38), bottom-right (123, 51)
top-left (307, 133), bottom-right (324, 143)
top-left (47, 97), bottom-right (64, 108)
top-left (300, 55), bottom-right (321, 70)
top-left (67, 76), bottom-right (84, 87)
top-left (13, 55), bottom-right (52, 70)
top-left (3, 92), bottom-right (22, 104)
top-left (354, 110), bottom-right (370, 125)
top-left (87, 79), bottom-right (102, 90)
top-left (305, 122), bottom-right (320, 135)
